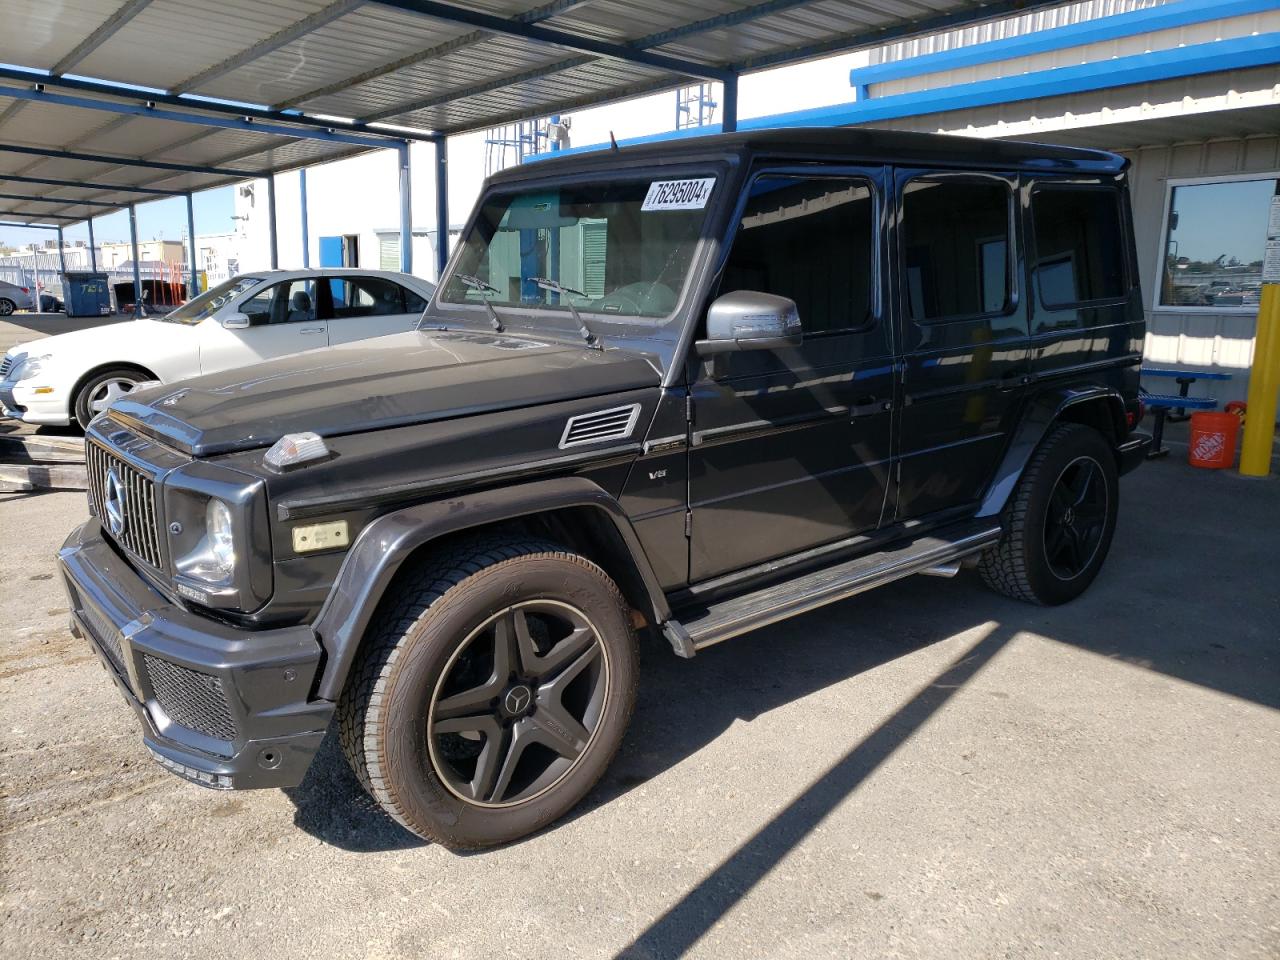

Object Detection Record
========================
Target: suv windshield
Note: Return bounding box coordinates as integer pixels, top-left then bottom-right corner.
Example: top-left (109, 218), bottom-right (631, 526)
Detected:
top-left (162, 276), bottom-right (260, 325)
top-left (440, 176), bottom-right (716, 321)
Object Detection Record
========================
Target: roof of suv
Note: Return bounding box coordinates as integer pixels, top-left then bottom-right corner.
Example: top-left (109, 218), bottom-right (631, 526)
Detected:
top-left (493, 126), bottom-right (1126, 184)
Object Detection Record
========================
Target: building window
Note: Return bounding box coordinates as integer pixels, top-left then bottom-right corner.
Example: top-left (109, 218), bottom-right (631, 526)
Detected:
top-left (1031, 186), bottom-right (1126, 307)
top-left (902, 178), bottom-right (1013, 322)
top-left (1159, 175), bottom-right (1279, 310)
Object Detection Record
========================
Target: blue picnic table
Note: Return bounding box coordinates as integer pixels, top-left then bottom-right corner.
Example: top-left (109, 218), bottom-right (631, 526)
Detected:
top-left (1139, 367), bottom-right (1234, 458)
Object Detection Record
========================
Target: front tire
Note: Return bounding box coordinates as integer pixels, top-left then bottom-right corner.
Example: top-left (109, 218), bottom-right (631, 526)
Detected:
top-left (73, 367), bottom-right (149, 430)
top-left (979, 423), bottom-right (1119, 605)
top-left (337, 536), bottom-right (638, 849)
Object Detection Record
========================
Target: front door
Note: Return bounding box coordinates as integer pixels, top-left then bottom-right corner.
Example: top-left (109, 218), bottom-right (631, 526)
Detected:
top-left (688, 170), bottom-right (895, 582)
top-left (198, 277), bottom-right (327, 374)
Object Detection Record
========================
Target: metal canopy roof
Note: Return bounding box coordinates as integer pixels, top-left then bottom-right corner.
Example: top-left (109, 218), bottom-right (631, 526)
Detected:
top-left (0, 0), bottom-right (1066, 226)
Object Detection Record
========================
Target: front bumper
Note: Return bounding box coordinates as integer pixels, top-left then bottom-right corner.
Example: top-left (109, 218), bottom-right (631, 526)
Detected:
top-left (0, 378), bottom-right (71, 424)
top-left (58, 520), bottom-right (333, 790)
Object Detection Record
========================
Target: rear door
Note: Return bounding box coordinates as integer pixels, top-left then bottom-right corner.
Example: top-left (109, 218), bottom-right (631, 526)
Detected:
top-left (1022, 177), bottom-right (1139, 386)
top-left (324, 275), bottom-right (426, 345)
top-left (197, 277), bottom-right (327, 374)
top-left (687, 168), bottom-right (895, 581)
top-left (892, 170), bottom-right (1031, 521)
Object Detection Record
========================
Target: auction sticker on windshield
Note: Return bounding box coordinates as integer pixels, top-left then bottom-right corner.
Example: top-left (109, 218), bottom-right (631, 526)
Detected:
top-left (642, 178), bottom-right (715, 211)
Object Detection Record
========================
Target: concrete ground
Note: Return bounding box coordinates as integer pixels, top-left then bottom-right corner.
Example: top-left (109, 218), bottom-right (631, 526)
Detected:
top-left (0, 313), bottom-right (121, 355)
top-left (0, 448), bottom-right (1277, 959)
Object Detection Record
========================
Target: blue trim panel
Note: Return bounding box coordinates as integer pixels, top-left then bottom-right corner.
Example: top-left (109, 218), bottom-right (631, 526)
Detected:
top-left (850, 0), bottom-right (1280, 88)
top-left (531, 33), bottom-right (1280, 162)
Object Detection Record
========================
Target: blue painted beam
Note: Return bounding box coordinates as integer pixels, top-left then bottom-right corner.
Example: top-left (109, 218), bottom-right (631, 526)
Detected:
top-left (850, 0), bottom-right (1280, 89)
top-left (0, 192), bottom-right (119, 208)
top-left (532, 32), bottom-right (1280, 160)
top-left (0, 210), bottom-right (82, 220)
top-left (0, 82), bottom-right (406, 150)
top-left (0, 221), bottom-right (60, 230)
top-left (0, 173), bottom-right (188, 196)
top-left (370, 0), bottom-right (732, 82)
top-left (0, 65), bottom-right (440, 142)
top-left (0, 143), bottom-right (257, 178)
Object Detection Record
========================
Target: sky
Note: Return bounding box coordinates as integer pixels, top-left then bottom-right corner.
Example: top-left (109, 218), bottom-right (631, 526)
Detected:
top-left (0, 47), bottom-right (872, 253)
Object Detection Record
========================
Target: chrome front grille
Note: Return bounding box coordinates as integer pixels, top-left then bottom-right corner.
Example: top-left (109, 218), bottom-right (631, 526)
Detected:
top-left (86, 440), bottom-right (164, 569)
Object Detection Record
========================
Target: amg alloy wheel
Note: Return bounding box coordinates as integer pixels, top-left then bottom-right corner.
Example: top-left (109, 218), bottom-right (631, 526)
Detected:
top-left (979, 422), bottom-right (1119, 605)
top-left (429, 600), bottom-right (609, 807)
top-left (338, 537), bottom-right (638, 849)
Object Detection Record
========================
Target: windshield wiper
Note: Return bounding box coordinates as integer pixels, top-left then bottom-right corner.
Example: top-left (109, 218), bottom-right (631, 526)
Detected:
top-left (530, 277), bottom-right (602, 349)
top-left (453, 273), bottom-right (507, 332)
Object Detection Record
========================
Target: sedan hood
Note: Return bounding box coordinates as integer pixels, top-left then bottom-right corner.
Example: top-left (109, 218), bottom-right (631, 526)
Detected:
top-left (7, 318), bottom-right (189, 362)
top-left (108, 329), bottom-right (663, 456)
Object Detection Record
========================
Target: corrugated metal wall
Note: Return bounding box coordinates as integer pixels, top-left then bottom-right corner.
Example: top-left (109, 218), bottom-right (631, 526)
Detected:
top-left (871, 0), bottom-right (1166, 68)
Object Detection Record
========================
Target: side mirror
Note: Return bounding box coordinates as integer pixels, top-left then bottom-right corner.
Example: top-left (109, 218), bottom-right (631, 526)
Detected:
top-left (695, 291), bottom-right (802, 356)
top-left (221, 312), bottom-right (251, 329)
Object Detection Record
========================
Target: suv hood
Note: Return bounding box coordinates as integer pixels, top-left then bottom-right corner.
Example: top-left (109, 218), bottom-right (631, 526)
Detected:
top-left (108, 329), bottom-right (662, 456)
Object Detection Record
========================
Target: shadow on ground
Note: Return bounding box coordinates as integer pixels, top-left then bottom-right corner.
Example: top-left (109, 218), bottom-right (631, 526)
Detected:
top-left (284, 453), bottom-right (1278, 890)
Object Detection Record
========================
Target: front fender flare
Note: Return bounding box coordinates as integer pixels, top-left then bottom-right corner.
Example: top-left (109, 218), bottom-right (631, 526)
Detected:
top-left (310, 476), bottom-right (669, 701)
top-left (977, 386), bottom-right (1125, 518)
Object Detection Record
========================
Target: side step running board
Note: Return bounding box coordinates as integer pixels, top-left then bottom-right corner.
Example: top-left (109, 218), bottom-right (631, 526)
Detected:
top-left (662, 521), bottom-right (1001, 658)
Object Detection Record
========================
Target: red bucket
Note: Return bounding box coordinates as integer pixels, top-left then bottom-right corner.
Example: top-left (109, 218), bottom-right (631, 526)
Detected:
top-left (1187, 411), bottom-right (1240, 469)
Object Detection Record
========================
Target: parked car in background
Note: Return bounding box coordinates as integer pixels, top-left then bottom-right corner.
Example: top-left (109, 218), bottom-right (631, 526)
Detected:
top-left (0, 279), bottom-right (37, 315)
top-left (0, 268), bottom-right (436, 429)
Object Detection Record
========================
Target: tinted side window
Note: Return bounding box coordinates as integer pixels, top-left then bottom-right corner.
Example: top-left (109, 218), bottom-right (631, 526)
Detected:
top-left (241, 279), bottom-right (316, 325)
top-left (1032, 186), bottom-right (1126, 306)
top-left (330, 277), bottom-right (406, 319)
top-left (719, 176), bottom-right (875, 335)
top-left (403, 286), bottom-right (428, 313)
top-left (902, 179), bottom-right (1012, 321)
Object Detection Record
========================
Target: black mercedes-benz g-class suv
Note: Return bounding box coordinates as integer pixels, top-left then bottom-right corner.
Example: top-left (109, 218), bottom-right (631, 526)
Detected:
top-left (59, 128), bottom-right (1150, 849)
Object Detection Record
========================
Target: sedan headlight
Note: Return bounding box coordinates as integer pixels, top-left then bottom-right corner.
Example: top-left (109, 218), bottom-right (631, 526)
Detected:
top-left (9, 353), bottom-right (51, 382)
top-left (206, 498), bottom-right (237, 579)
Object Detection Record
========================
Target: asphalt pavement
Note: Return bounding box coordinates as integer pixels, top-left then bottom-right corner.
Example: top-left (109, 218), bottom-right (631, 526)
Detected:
top-left (1, 446), bottom-right (1277, 959)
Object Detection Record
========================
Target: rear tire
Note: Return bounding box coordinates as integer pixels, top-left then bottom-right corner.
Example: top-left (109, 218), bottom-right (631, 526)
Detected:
top-left (0, 298), bottom-right (14, 316)
top-left (337, 536), bottom-right (638, 849)
top-left (979, 423), bottom-right (1118, 605)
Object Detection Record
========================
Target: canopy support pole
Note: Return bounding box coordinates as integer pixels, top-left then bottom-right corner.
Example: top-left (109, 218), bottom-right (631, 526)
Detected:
top-left (300, 169), bottom-right (310, 268)
top-left (398, 143), bottom-right (413, 273)
top-left (186, 192), bottom-right (198, 297)
top-left (267, 174), bottom-right (279, 269)
top-left (129, 202), bottom-right (142, 318)
top-left (434, 136), bottom-right (448, 281)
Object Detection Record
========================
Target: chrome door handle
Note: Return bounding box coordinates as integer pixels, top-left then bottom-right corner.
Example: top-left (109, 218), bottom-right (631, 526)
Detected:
top-left (300, 326), bottom-right (325, 334)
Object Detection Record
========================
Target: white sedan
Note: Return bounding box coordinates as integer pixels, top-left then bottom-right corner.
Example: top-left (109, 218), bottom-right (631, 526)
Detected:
top-left (0, 268), bottom-right (436, 430)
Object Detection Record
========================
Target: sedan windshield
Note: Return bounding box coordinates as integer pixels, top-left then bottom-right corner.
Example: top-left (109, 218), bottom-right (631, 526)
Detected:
top-left (162, 276), bottom-right (260, 325)
top-left (440, 176), bottom-right (716, 321)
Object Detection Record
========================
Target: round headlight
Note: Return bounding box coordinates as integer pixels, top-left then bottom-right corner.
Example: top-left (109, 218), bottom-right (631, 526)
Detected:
top-left (206, 498), bottom-right (236, 578)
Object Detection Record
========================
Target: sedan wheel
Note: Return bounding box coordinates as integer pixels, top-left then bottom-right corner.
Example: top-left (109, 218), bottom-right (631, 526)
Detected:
top-left (74, 367), bottom-right (150, 431)
top-left (0, 298), bottom-right (14, 316)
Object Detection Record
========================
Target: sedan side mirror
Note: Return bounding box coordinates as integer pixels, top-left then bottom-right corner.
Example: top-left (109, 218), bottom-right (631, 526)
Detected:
top-left (221, 312), bottom-right (251, 330)
top-left (695, 291), bottom-right (802, 356)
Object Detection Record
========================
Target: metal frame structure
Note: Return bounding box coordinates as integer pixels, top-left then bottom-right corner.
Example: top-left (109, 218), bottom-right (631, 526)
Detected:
top-left (0, 0), bottom-right (1082, 290)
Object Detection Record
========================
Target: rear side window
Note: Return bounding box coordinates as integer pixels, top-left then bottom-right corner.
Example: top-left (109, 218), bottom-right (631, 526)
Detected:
top-left (329, 276), bottom-right (406, 319)
top-left (1031, 186), bottom-right (1126, 306)
top-left (719, 175), bottom-right (876, 334)
top-left (902, 178), bottom-right (1012, 322)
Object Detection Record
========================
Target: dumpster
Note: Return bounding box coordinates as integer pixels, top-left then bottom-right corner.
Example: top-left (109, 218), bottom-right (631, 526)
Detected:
top-left (62, 272), bottom-right (113, 317)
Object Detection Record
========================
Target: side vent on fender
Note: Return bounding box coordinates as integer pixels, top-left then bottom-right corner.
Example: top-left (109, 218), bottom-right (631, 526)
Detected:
top-left (559, 403), bottom-right (642, 449)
